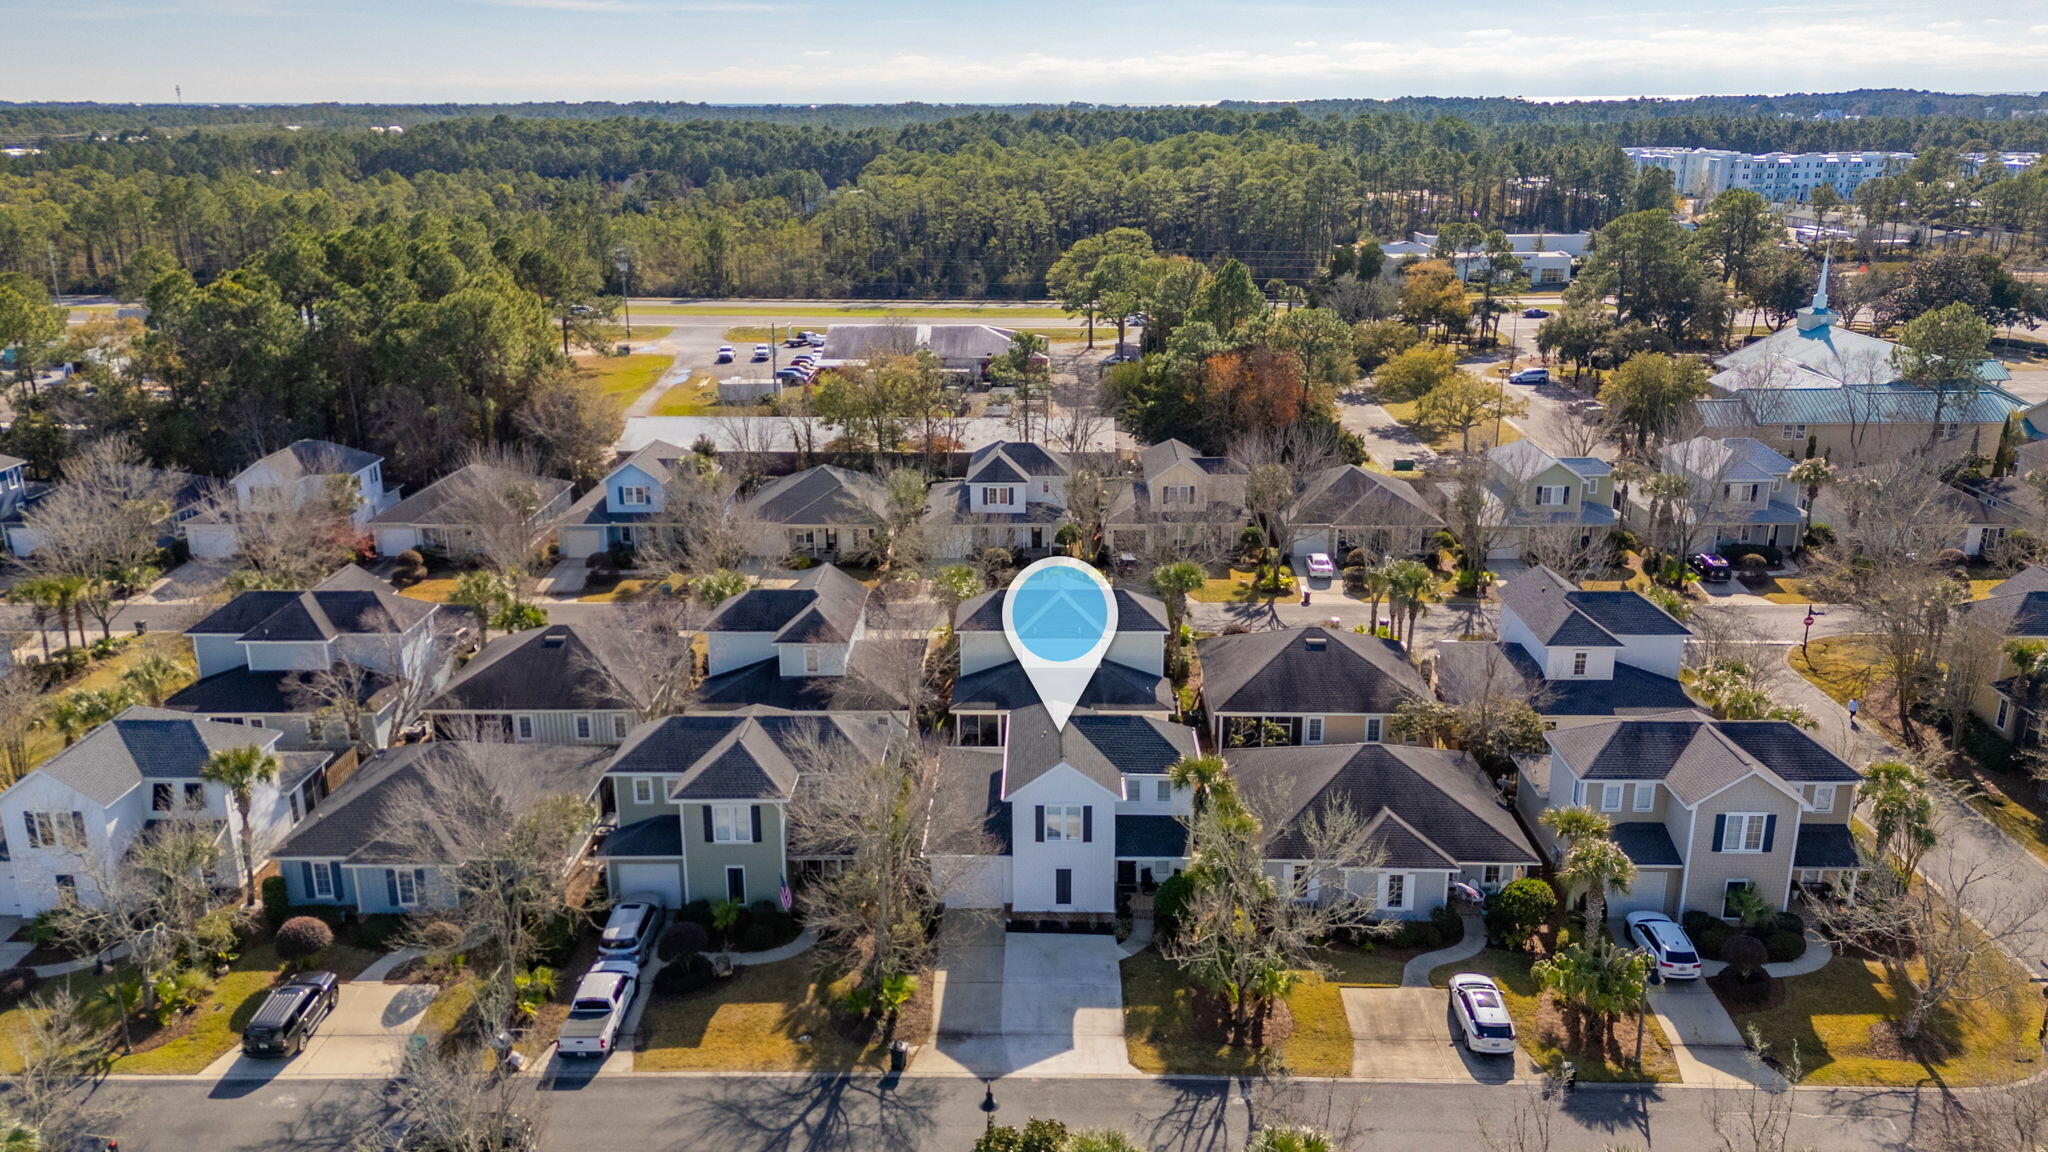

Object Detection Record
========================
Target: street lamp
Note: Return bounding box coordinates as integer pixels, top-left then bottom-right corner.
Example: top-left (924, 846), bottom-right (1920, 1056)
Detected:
top-left (980, 1078), bottom-right (999, 1132)
top-left (612, 246), bottom-right (633, 340)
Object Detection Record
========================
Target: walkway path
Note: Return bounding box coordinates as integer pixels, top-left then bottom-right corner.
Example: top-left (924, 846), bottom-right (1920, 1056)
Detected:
top-left (729, 929), bottom-right (816, 967)
top-left (1401, 914), bottom-right (1485, 987)
top-left (1698, 930), bottom-right (1833, 979)
top-left (355, 948), bottom-right (423, 982)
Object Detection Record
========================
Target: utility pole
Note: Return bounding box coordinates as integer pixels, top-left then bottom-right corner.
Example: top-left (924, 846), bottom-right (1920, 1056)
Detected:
top-left (612, 246), bottom-right (633, 340)
top-left (46, 243), bottom-right (61, 299)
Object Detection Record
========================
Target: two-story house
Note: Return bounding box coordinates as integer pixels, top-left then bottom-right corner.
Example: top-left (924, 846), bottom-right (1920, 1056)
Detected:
top-left (163, 566), bottom-right (450, 748)
top-left (4, 464), bottom-right (212, 558)
top-left (598, 709), bottom-right (899, 907)
top-left (1655, 436), bottom-right (1805, 554)
top-left (1284, 465), bottom-right (1445, 560)
top-left (1517, 712), bottom-right (1863, 920)
top-left (0, 453), bottom-right (27, 523)
top-left (185, 440), bottom-right (398, 559)
top-left (1957, 565), bottom-right (2048, 741)
top-left (949, 585), bottom-right (1172, 747)
top-left (742, 465), bottom-right (889, 561)
top-left (1196, 626), bottom-right (1429, 748)
top-left (422, 623), bottom-right (648, 744)
top-left (698, 564), bottom-right (918, 712)
top-left (273, 740), bottom-right (611, 916)
top-left (1475, 441), bottom-right (1615, 561)
top-left (557, 440), bottom-right (696, 561)
top-left (1105, 440), bottom-right (1249, 559)
top-left (368, 461), bottom-right (573, 560)
top-left (1433, 566), bottom-right (1695, 728)
top-left (926, 442), bottom-right (1070, 559)
top-left (0, 707), bottom-right (338, 916)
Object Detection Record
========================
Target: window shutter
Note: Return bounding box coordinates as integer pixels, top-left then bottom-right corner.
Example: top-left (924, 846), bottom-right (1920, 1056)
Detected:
top-left (414, 869), bottom-right (427, 901)
top-left (1034, 806), bottom-right (1045, 843)
top-left (750, 805), bottom-right (763, 844)
top-left (300, 861), bottom-right (315, 897)
top-left (702, 806), bottom-right (714, 843)
top-left (1082, 806), bottom-right (1093, 843)
top-left (1761, 815), bottom-right (1776, 854)
top-left (1711, 814), bottom-right (1726, 853)
top-left (385, 869), bottom-right (399, 906)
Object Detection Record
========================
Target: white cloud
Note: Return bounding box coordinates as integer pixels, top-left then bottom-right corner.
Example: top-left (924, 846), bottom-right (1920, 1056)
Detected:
top-left (1465, 27), bottom-right (1514, 38)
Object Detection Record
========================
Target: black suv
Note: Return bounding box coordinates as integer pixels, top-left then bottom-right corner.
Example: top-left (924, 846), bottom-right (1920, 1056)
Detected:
top-left (242, 970), bottom-right (340, 1058)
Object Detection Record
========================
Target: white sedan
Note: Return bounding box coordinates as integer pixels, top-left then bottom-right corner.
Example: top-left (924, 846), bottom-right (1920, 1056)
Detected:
top-left (1626, 911), bottom-right (1703, 981)
top-left (1306, 552), bottom-right (1335, 578)
top-left (1449, 973), bottom-right (1517, 1054)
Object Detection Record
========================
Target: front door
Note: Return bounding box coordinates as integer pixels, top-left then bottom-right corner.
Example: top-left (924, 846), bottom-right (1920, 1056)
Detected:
top-left (1030, 527), bottom-right (1044, 550)
top-left (824, 529), bottom-right (839, 554)
top-left (725, 866), bottom-right (747, 903)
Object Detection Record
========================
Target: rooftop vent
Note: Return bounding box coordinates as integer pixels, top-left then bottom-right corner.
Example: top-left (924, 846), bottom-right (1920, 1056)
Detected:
top-left (1304, 636), bottom-right (1328, 651)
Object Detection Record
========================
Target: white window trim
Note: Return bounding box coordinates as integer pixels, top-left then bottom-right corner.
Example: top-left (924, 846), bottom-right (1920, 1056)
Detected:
top-left (614, 714), bottom-right (630, 740)
top-left (1304, 717), bottom-right (1324, 745)
top-left (1044, 805), bottom-right (1085, 843)
top-left (515, 715), bottom-right (536, 742)
top-left (1572, 651), bottom-right (1589, 676)
top-left (311, 861), bottom-right (335, 899)
top-left (393, 869), bottom-right (420, 907)
top-left (574, 714), bottom-right (593, 741)
top-left (725, 865), bottom-right (746, 902)
top-left (1365, 717), bottom-right (1383, 743)
top-left (1601, 783), bottom-right (1624, 812)
top-left (632, 778), bottom-right (653, 805)
top-left (1155, 779), bottom-right (1172, 803)
top-left (1811, 784), bottom-right (1836, 813)
top-left (1383, 872), bottom-right (1409, 911)
top-left (1997, 697), bottom-right (2011, 730)
top-left (803, 647), bottom-right (823, 674)
top-left (1633, 783), bottom-right (1656, 812)
top-left (1723, 812), bottom-right (1769, 853)
top-left (619, 485), bottom-right (651, 506)
top-left (712, 804), bottom-right (750, 844)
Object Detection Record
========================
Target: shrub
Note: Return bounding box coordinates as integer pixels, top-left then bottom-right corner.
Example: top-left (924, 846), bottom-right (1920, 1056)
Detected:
top-left (1772, 910), bottom-right (1805, 936)
top-left (1680, 910), bottom-right (1719, 938)
top-left (356, 914), bottom-right (409, 951)
top-left (1152, 871), bottom-right (1196, 940)
top-left (1607, 528), bottom-right (1641, 555)
top-left (275, 916), bottom-right (335, 963)
top-left (1764, 929), bottom-right (1807, 964)
top-left (0, 967), bottom-right (43, 1006)
top-left (1803, 522), bottom-right (1835, 549)
top-left (1694, 919), bottom-right (1734, 961)
top-left (659, 923), bottom-right (711, 963)
top-left (1239, 525), bottom-right (1266, 554)
top-left (1486, 878), bottom-right (1556, 950)
top-left (675, 900), bottom-right (716, 928)
top-left (1429, 902), bottom-right (1463, 942)
top-left (391, 548), bottom-right (428, 587)
top-left (418, 920), bottom-right (464, 951)
top-left (1717, 541), bottom-right (1782, 566)
top-left (608, 544), bottom-right (638, 570)
top-left (653, 953), bottom-right (717, 997)
top-left (261, 875), bottom-right (292, 931)
top-left (738, 923), bottom-right (780, 953)
top-left (1721, 933), bottom-right (1769, 980)
top-left (1391, 920), bottom-right (1445, 950)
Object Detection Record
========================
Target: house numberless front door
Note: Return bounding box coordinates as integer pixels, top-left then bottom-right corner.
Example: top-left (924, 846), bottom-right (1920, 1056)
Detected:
top-left (726, 866), bottom-right (746, 903)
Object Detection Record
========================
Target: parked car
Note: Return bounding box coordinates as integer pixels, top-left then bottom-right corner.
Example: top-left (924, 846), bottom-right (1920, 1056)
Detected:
top-left (1570, 399), bottom-right (1606, 416)
top-left (1306, 552), bottom-right (1335, 578)
top-left (1522, 307), bottom-right (1549, 319)
top-left (751, 344), bottom-right (771, 362)
top-left (1507, 367), bottom-right (1550, 385)
top-left (556, 961), bottom-right (640, 1058)
top-left (597, 894), bottom-right (668, 967)
top-left (806, 332), bottom-right (826, 347)
top-left (1627, 911), bottom-right (1703, 981)
top-left (714, 345), bottom-right (735, 364)
top-left (1687, 552), bottom-right (1733, 582)
top-left (784, 334), bottom-right (808, 346)
top-left (242, 970), bottom-right (340, 1058)
top-left (775, 367), bottom-right (808, 383)
top-left (1448, 973), bottom-right (1517, 1054)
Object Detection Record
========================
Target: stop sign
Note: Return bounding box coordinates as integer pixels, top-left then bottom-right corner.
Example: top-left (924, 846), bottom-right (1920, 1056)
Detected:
top-left (1804, 615), bottom-right (1816, 627)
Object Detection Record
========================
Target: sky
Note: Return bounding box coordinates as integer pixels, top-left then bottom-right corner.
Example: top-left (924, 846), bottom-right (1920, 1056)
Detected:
top-left (11, 0), bottom-right (2048, 105)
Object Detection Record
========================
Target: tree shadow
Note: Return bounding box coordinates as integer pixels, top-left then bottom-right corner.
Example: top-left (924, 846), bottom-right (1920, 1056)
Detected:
top-left (671, 1072), bottom-right (942, 1152)
top-left (1139, 1078), bottom-right (1234, 1152)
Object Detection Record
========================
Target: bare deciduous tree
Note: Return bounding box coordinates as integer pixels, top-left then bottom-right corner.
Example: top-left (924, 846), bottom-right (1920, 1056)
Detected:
top-left (286, 659), bottom-right (378, 750)
top-left (1522, 522), bottom-right (1614, 580)
top-left (18, 435), bottom-right (182, 640)
top-left (636, 466), bottom-right (760, 579)
top-left (212, 470), bottom-right (361, 590)
top-left (435, 447), bottom-right (565, 599)
top-left (45, 822), bottom-right (231, 1015)
top-left (4, 988), bottom-right (125, 1151)
top-left (573, 597), bottom-right (705, 722)
top-left (380, 1029), bottom-right (544, 1152)
top-left (0, 668), bottom-right (40, 781)
top-left (1047, 378), bottom-right (1114, 458)
top-left (1232, 425), bottom-right (1348, 561)
top-left (1704, 1029), bottom-right (1807, 1152)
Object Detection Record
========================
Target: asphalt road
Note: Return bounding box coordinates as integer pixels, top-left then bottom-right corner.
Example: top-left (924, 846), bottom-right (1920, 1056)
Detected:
top-left (89, 1071), bottom-right (1963, 1152)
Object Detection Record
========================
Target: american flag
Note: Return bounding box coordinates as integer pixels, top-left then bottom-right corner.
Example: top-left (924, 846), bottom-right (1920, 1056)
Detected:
top-left (778, 873), bottom-right (793, 912)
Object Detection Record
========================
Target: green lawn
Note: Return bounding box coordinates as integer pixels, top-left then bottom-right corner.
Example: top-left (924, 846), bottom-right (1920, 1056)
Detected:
top-left (578, 353), bottom-right (675, 408)
top-left (722, 326), bottom-right (823, 343)
top-left (1718, 954), bottom-right (2041, 1086)
top-left (1788, 634), bottom-right (1885, 707)
top-left (1187, 568), bottom-right (1294, 604)
top-left (649, 372), bottom-right (761, 417)
top-left (1120, 951), bottom-right (1353, 1077)
top-left (1379, 399), bottom-right (1523, 452)
top-left (397, 576), bottom-right (461, 604)
top-left (635, 958), bottom-right (898, 1072)
top-left (1427, 949), bottom-right (1680, 1083)
top-left (19, 632), bottom-right (196, 772)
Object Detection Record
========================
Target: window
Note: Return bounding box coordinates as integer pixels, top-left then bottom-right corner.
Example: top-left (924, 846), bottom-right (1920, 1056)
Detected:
top-left (1155, 779), bottom-right (1173, 803)
top-left (1054, 868), bottom-right (1073, 906)
top-left (1572, 651), bottom-right (1589, 676)
top-left (515, 715), bottom-right (535, 742)
top-left (803, 647), bottom-right (823, 674)
top-left (1724, 483), bottom-right (1760, 502)
top-left (632, 778), bottom-right (653, 805)
top-left (1811, 784), bottom-right (1836, 813)
top-left (1781, 424), bottom-right (1806, 441)
top-left (1535, 485), bottom-right (1569, 506)
top-left (614, 714), bottom-right (630, 739)
top-left (310, 862), bottom-right (335, 899)
top-left (24, 812), bottom-right (84, 850)
top-left (726, 866), bottom-right (747, 903)
top-left (619, 485), bottom-right (650, 506)
top-left (711, 805), bottom-right (750, 844)
top-left (1601, 783), bottom-right (1624, 812)
top-left (981, 486), bottom-right (1016, 506)
top-left (1365, 717), bottom-right (1383, 743)
top-left (1043, 805), bottom-right (1086, 842)
top-left (184, 783), bottom-right (205, 809)
top-left (958, 714), bottom-right (1004, 747)
top-left (1997, 697), bottom-right (2011, 729)
top-left (1481, 865), bottom-right (1504, 886)
top-left (1722, 813), bottom-right (1769, 853)
top-left (392, 869), bottom-right (419, 907)
top-left (1634, 783), bottom-right (1656, 812)
top-left (290, 792), bottom-right (302, 821)
top-left (1304, 717), bottom-right (1324, 745)
top-left (1941, 422), bottom-right (1962, 439)
top-left (53, 875), bottom-right (76, 901)
top-left (153, 784), bottom-right (174, 812)
top-left (1722, 879), bottom-right (1754, 919)
top-left (1384, 874), bottom-right (1407, 910)
top-left (575, 714), bottom-right (593, 741)
top-left (247, 717), bottom-right (264, 728)
top-left (1163, 484), bottom-right (1195, 506)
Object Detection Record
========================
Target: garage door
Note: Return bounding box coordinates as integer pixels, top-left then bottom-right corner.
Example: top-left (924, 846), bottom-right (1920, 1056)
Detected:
top-left (1290, 530), bottom-right (1330, 559)
top-left (613, 862), bottom-right (683, 907)
top-left (1608, 870), bottom-right (1669, 918)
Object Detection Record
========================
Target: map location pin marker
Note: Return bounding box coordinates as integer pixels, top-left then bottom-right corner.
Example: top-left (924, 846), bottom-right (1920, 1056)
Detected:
top-left (1002, 556), bottom-right (1118, 731)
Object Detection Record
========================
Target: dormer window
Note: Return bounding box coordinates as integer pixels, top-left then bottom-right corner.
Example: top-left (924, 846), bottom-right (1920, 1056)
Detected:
top-left (982, 487), bottom-right (1015, 506)
top-left (619, 485), bottom-right (651, 506)
top-left (1535, 485), bottom-right (1570, 506)
top-left (1162, 484), bottom-right (1196, 506)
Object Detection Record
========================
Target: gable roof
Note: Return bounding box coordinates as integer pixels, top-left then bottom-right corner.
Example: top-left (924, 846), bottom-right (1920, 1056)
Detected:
top-left (1991, 566), bottom-right (2048, 598)
top-left (1196, 627), bottom-right (1427, 715)
top-left (606, 709), bottom-right (898, 801)
top-left (426, 623), bottom-right (646, 713)
top-left (1226, 743), bottom-right (1538, 866)
top-left (0, 453), bottom-right (25, 472)
top-left (273, 741), bottom-right (609, 865)
top-left (235, 587), bottom-right (435, 643)
top-left (968, 441), bottom-right (1067, 481)
top-left (951, 657), bottom-right (1171, 714)
top-left (1498, 566), bottom-right (1690, 647)
top-left (1545, 715), bottom-right (1859, 806)
top-left (1433, 641), bottom-right (1696, 719)
top-left (957, 586), bottom-right (1168, 633)
top-left (1001, 705), bottom-right (1198, 797)
top-left (1695, 383), bottom-right (2023, 430)
top-left (1140, 439), bottom-right (1244, 481)
top-left (1488, 440), bottom-right (1603, 485)
top-left (744, 465), bottom-right (886, 526)
top-left (693, 639), bottom-right (922, 712)
top-left (1964, 585), bottom-right (2048, 639)
top-left (34, 706), bottom-right (286, 806)
top-left (1661, 436), bottom-right (1794, 484)
top-left (368, 462), bottom-right (571, 528)
top-left (240, 440), bottom-right (380, 483)
top-left (704, 564), bottom-right (869, 643)
top-left (1289, 465), bottom-right (1444, 529)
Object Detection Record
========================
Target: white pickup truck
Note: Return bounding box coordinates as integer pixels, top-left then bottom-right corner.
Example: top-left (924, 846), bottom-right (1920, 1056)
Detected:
top-left (555, 960), bottom-right (638, 1059)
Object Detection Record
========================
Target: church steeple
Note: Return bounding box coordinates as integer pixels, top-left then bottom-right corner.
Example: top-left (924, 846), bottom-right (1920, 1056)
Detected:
top-left (1812, 245), bottom-right (1831, 313)
top-left (1795, 245), bottom-right (1836, 333)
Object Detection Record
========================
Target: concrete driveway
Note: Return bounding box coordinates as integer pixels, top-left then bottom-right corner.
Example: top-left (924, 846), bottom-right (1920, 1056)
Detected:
top-left (1647, 979), bottom-right (1778, 1087)
top-left (927, 918), bottom-right (1134, 1077)
top-left (202, 982), bottom-right (438, 1081)
top-left (1341, 987), bottom-right (1534, 1082)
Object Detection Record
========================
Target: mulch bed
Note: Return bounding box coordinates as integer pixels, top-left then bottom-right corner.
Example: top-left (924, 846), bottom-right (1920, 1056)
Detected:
top-left (1863, 1017), bottom-right (1962, 1064)
top-left (1532, 991), bottom-right (1656, 1067)
top-left (1710, 970), bottom-right (1786, 1014)
top-left (1190, 988), bottom-right (1293, 1049)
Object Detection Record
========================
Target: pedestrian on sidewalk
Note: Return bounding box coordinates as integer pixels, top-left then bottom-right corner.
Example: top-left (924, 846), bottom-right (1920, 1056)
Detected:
top-left (1847, 698), bottom-right (1860, 730)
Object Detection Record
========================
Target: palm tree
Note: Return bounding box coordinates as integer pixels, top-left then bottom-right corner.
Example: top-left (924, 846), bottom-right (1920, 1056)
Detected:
top-left (1785, 456), bottom-right (1835, 548)
top-left (1167, 754), bottom-right (1232, 814)
top-left (200, 743), bottom-right (283, 903)
top-left (1555, 836), bottom-right (1636, 934)
top-left (1358, 557), bottom-right (1397, 636)
top-left (1533, 936), bottom-right (1653, 1060)
top-left (38, 696), bottom-right (88, 747)
top-left (1244, 1127), bottom-right (1336, 1152)
top-left (451, 569), bottom-right (510, 642)
top-left (1861, 759), bottom-right (1937, 870)
top-left (1147, 560), bottom-right (1206, 638)
top-left (1068, 1133), bottom-right (1149, 1152)
top-left (1538, 804), bottom-right (1612, 848)
top-left (1384, 559), bottom-right (1436, 648)
top-left (120, 653), bottom-right (188, 707)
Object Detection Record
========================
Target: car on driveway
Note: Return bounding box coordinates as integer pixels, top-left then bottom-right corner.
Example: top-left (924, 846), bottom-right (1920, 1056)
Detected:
top-left (242, 970), bottom-right (340, 1058)
top-left (1687, 552), bottom-right (1732, 582)
top-left (556, 961), bottom-right (639, 1059)
top-left (1507, 367), bottom-right (1550, 385)
top-left (1306, 552), bottom-right (1335, 579)
top-left (714, 345), bottom-right (734, 364)
top-left (1627, 911), bottom-right (1703, 980)
top-left (597, 894), bottom-right (668, 967)
top-left (1448, 973), bottom-right (1517, 1054)
top-left (1522, 307), bottom-right (1549, 318)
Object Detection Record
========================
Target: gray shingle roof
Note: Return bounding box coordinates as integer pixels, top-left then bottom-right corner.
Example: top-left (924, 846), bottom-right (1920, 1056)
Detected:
top-left (34, 706), bottom-right (288, 806)
top-left (187, 591), bottom-right (300, 636)
top-left (970, 442), bottom-right (1067, 479)
top-left (241, 440), bottom-right (380, 483)
top-left (0, 453), bottom-right (25, 472)
top-left (744, 465), bottom-right (885, 526)
top-left (237, 589), bottom-right (435, 642)
top-left (923, 480), bottom-right (1066, 526)
top-left (693, 640), bottom-right (920, 712)
top-left (929, 748), bottom-right (1011, 855)
top-left (956, 586), bottom-right (1168, 632)
top-left (426, 624), bottom-right (645, 713)
top-left (607, 709), bottom-right (898, 801)
top-left (966, 456), bottom-right (1027, 484)
top-left (704, 564), bottom-right (868, 643)
top-left (1793, 823), bottom-right (1860, 869)
top-left (1546, 716), bottom-right (1859, 805)
top-left (1288, 465), bottom-right (1443, 529)
top-left (1433, 642), bottom-right (1696, 719)
top-left (1498, 566), bottom-right (1690, 647)
top-left (368, 463), bottom-right (570, 528)
top-left (1610, 821), bottom-right (1683, 867)
top-left (600, 815), bottom-right (681, 858)
top-left (1116, 814), bottom-right (1187, 858)
top-left (273, 741), bottom-right (610, 865)
top-left (1001, 706), bottom-right (1198, 796)
top-left (1661, 436), bottom-right (1794, 484)
top-left (950, 658), bottom-right (1170, 713)
top-left (1992, 566), bottom-right (2048, 598)
top-left (1225, 743), bottom-right (1538, 866)
top-left (165, 667), bottom-right (393, 714)
top-left (1962, 589), bottom-right (2048, 639)
top-left (1197, 627), bottom-right (1427, 716)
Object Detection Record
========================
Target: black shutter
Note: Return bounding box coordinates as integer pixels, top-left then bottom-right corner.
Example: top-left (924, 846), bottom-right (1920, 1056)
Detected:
top-left (1082, 806), bottom-right (1093, 843)
top-left (1034, 806), bottom-right (1045, 843)
top-left (385, 869), bottom-right (399, 906)
top-left (751, 805), bottom-right (763, 844)
top-left (1761, 815), bottom-right (1776, 854)
top-left (1711, 814), bottom-right (1726, 853)
top-left (300, 861), bottom-right (315, 898)
top-left (702, 806), bottom-right (714, 843)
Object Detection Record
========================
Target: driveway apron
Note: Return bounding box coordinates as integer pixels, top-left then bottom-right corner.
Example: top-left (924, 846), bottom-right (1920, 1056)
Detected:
top-left (928, 918), bottom-right (1134, 1077)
